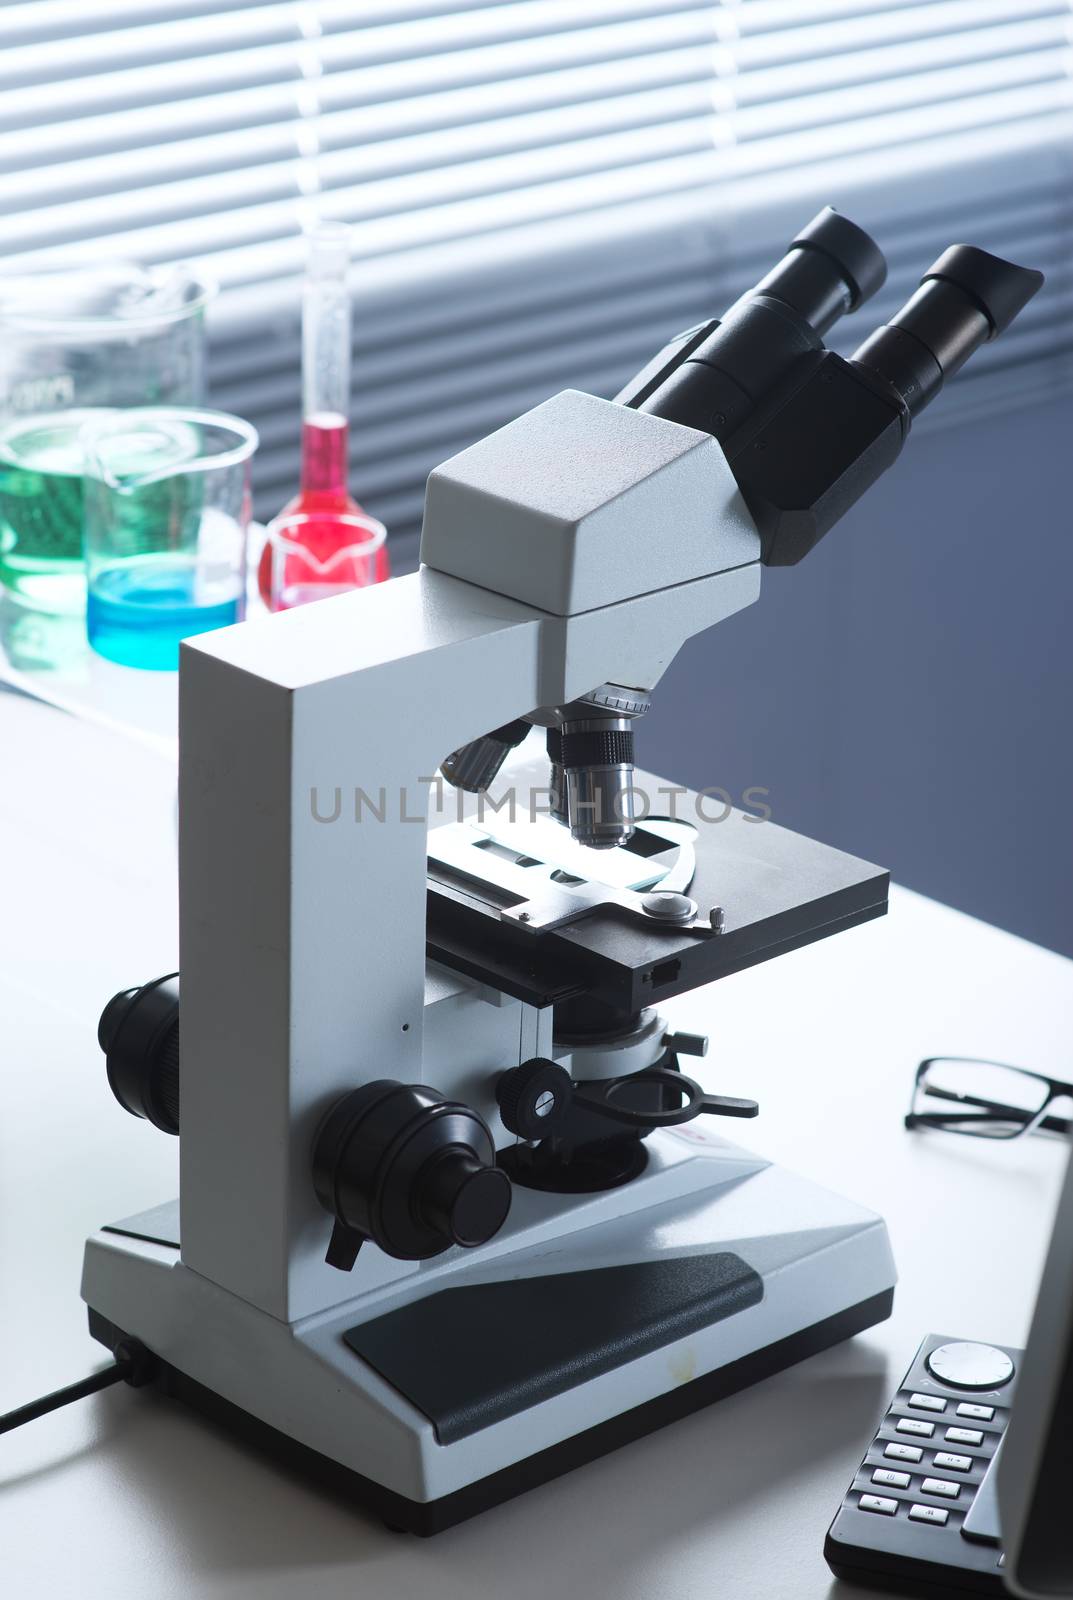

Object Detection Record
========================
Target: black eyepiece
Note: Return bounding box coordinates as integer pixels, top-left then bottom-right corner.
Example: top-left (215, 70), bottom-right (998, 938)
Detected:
top-left (851, 245), bottom-right (1045, 418)
top-left (780, 209), bottom-right (889, 324)
top-left (754, 206), bottom-right (888, 332)
top-left (924, 244), bottom-right (1045, 338)
top-left (795, 208), bottom-right (889, 307)
top-left (623, 205), bottom-right (887, 439)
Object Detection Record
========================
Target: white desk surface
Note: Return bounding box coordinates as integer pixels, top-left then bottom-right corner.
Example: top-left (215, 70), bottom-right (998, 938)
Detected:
top-left (2, 688), bottom-right (1071, 1600)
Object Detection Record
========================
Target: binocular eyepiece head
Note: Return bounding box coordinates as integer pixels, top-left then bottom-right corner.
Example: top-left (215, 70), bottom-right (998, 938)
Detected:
top-left (623, 207), bottom-right (1043, 567)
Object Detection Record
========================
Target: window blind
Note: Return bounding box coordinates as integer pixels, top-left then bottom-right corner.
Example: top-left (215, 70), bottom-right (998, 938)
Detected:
top-left (1, 0), bottom-right (1070, 547)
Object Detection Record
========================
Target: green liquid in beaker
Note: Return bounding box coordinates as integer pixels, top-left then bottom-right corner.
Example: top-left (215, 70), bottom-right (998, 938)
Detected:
top-left (0, 409), bottom-right (105, 614)
top-left (0, 409), bottom-right (202, 616)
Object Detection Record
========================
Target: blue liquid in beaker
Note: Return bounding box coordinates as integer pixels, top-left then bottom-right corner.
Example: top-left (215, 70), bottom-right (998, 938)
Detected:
top-left (87, 559), bottom-right (241, 670)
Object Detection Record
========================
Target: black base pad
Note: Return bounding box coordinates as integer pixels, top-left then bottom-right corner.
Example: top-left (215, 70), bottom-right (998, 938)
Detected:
top-left (89, 1288), bottom-right (893, 1537)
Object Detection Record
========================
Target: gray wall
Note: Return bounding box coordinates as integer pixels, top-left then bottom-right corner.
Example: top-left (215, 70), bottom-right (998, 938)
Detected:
top-left (637, 394), bottom-right (1073, 958)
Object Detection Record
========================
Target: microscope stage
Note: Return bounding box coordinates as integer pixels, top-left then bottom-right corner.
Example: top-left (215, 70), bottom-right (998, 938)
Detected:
top-left (427, 766), bottom-right (888, 1012)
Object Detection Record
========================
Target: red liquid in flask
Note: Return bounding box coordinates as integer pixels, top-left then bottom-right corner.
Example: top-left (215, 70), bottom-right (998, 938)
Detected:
top-left (258, 412), bottom-right (390, 605)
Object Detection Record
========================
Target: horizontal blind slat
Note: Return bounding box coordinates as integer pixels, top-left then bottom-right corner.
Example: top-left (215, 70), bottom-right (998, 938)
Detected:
top-left (318, 53), bottom-right (717, 137)
top-left (0, 4), bottom-right (300, 85)
top-left (735, 17), bottom-right (1072, 105)
top-left (0, 44), bottom-right (303, 128)
top-left (732, 0), bottom-right (1065, 32)
top-left (0, 83), bottom-right (301, 173)
top-left (313, 0), bottom-right (716, 61)
top-left (732, 1), bottom-right (1069, 67)
top-left (0, 84), bottom-right (722, 213)
top-left (0, 0), bottom-right (286, 45)
top-left (733, 51), bottom-right (1072, 142)
top-left (721, 83), bottom-right (1073, 180)
top-left (317, 13), bottom-right (720, 92)
top-left (0, 148), bottom-right (726, 267)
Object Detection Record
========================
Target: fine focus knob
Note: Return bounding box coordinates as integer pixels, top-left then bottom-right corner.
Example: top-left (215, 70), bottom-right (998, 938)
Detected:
top-left (925, 1341), bottom-right (1015, 1391)
top-left (98, 973), bottom-right (181, 1135)
top-left (417, 1151), bottom-right (512, 1247)
top-left (497, 1058), bottom-right (573, 1140)
top-left (313, 1081), bottom-right (511, 1269)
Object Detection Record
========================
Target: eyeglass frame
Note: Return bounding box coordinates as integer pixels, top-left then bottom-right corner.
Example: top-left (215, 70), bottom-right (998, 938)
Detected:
top-left (906, 1056), bottom-right (1073, 1140)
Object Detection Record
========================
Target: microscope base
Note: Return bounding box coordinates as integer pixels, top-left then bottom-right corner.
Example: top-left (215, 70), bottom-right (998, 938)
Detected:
top-left (82, 1139), bottom-right (896, 1534)
top-left (89, 1289), bottom-right (891, 1535)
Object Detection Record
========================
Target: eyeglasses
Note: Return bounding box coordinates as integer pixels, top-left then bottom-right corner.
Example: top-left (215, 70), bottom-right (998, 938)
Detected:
top-left (907, 1057), bottom-right (1073, 1141)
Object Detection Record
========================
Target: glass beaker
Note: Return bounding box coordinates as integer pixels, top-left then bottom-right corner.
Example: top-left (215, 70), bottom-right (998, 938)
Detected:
top-left (266, 509), bottom-right (387, 610)
top-left (0, 260), bottom-right (213, 619)
top-left (82, 408), bottom-right (257, 671)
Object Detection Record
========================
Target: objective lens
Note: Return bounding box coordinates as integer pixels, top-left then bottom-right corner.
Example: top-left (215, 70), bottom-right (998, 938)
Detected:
top-left (560, 715), bottom-right (636, 850)
top-left (545, 725), bottom-right (568, 828)
top-left (441, 719), bottom-right (531, 794)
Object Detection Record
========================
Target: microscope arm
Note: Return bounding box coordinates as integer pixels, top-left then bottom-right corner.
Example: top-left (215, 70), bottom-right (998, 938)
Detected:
top-left (176, 530), bottom-right (758, 1318)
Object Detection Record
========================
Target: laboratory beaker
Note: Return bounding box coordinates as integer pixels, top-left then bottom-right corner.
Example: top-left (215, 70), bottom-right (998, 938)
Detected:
top-left (0, 260), bottom-right (213, 618)
top-left (266, 509), bottom-right (387, 610)
top-left (82, 408), bottom-right (257, 671)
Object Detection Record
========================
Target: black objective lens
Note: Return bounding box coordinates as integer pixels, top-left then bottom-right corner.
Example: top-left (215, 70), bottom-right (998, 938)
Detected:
top-left (852, 244), bottom-right (1045, 418)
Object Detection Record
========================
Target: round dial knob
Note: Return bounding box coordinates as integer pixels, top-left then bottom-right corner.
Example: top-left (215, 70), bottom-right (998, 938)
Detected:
top-left (98, 973), bottom-right (181, 1135)
top-left (925, 1341), bottom-right (1014, 1390)
top-left (313, 1081), bottom-right (511, 1268)
top-left (417, 1151), bottom-right (511, 1248)
top-left (496, 1059), bottom-right (573, 1141)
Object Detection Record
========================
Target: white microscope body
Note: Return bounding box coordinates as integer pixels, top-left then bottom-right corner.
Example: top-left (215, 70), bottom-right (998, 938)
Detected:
top-left (82, 388), bottom-right (894, 1530)
top-left (82, 212), bottom-right (1042, 1531)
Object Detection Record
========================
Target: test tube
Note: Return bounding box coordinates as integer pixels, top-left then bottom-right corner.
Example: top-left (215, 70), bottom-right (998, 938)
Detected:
top-left (301, 222), bottom-right (352, 496)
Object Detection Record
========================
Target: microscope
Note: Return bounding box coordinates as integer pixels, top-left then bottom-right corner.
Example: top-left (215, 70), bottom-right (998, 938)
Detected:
top-left (82, 211), bottom-right (1043, 1533)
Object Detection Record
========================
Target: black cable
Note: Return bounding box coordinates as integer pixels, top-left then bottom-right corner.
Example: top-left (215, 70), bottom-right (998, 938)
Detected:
top-left (0, 1338), bottom-right (157, 1436)
top-left (1, 1362), bottom-right (127, 1434)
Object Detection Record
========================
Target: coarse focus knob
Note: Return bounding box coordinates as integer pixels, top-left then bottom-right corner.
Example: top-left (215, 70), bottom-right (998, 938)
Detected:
top-left (496, 1058), bottom-right (573, 1140)
top-left (98, 973), bottom-right (181, 1135)
top-left (313, 1081), bottom-right (512, 1269)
